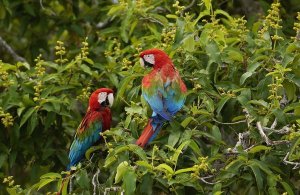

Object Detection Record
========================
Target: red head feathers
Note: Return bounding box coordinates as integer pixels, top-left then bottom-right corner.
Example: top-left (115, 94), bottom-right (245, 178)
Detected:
top-left (139, 48), bottom-right (173, 69)
top-left (88, 88), bottom-right (114, 110)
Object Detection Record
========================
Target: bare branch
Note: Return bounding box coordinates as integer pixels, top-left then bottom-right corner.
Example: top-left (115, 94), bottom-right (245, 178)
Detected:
top-left (69, 174), bottom-right (74, 194)
top-left (226, 131), bottom-right (255, 154)
top-left (96, 19), bottom-right (113, 29)
top-left (39, 0), bottom-right (56, 16)
top-left (257, 121), bottom-right (274, 145)
top-left (182, 0), bottom-right (196, 14)
top-left (263, 125), bottom-right (290, 135)
top-left (104, 187), bottom-right (124, 195)
top-left (0, 36), bottom-right (28, 63)
top-left (283, 152), bottom-right (300, 169)
top-left (198, 175), bottom-right (217, 185)
top-left (270, 119), bottom-right (277, 129)
top-left (256, 122), bottom-right (289, 145)
top-left (213, 118), bottom-right (246, 125)
top-left (92, 169), bottom-right (100, 195)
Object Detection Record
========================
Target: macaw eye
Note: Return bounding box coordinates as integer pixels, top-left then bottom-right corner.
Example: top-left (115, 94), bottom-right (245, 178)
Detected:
top-left (143, 54), bottom-right (155, 65)
top-left (98, 92), bottom-right (107, 104)
top-left (107, 93), bottom-right (114, 107)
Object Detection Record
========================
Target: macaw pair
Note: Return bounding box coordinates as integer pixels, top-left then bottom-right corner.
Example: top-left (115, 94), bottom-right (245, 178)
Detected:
top-left (67, 49), bottom-right (187, 169)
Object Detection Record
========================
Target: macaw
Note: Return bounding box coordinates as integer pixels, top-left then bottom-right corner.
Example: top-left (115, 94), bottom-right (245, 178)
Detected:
top-left (136, 48), bottom-right (187, 147)
top-left (67, 88), bottom-right (114, 170)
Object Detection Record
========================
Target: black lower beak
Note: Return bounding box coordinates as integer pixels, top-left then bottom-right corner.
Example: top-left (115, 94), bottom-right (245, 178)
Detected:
top-left (143, 58), bottom-right (154, 67)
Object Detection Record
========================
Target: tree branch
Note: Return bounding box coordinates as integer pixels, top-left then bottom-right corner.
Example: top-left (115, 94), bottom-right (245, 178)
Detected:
top-left (0, 36), bottom-right (28, 63)
top-left (0, 36), bottom-right (27, 63)
top-left (182, 0), bottom-right (196, 14)
top-left (104, 187), bottom-right (124, 195)
top-left (198, 175), bottom-right (217, 185)
top-left (283, 152), bottom-right (300, 169)
top-left (213, 118), bottom-right (246, 125)
top-left (256, 121), bottom-right (290, 145)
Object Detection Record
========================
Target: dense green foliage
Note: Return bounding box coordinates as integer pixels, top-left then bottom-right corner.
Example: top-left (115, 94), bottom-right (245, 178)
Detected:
top-left (1, 0), bottom-right (300, 194)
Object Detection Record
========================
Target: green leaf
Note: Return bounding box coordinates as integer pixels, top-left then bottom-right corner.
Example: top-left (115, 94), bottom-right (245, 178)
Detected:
top-left (182, 34), bottom-right (195, 52)
top-left (171, 141), bottom-right (190, 163)
top-left (156, 163), bottom-right (174, 174)
top-left (123, 170), bottom-right (137, 195)
top-left (85, 145), bottom-right (102, 160)
top-left (80, 64), bottom-right (93, 75)
top-left (206, 41), bottom-right (221, 66)
top-left (188, 140), bottom-right (202, 156)
top-left (0, 154), bottom-right (7, 168)
top-left (203, 0), bottom-right (212, 11)
top-left (37, 179), bottom-right (56, 190)
top-left (248, 145), bottom-right (271, 154)
top-left (289, 137), bottom-right (300, 160)
top-left (148, 13), bottom-right (168, 26)
top-left (20, 107), bottom-right (36, 127)
top-left (83, 58), bottom-right (94, 65)
top-left (168, 127), bottom-right (181, 147)
top-left (76, 169), bottom-right (89, 189)
top-left (27, 110), bottom-right (38, 136)
top-left (216, 96), bottom-right (231, 114)
top-left (280, 181), bottom-right (295, 195)
top-left (181, 116), bottom-right (194, 128)
top-left (116, 74), bottom-right (143, 103)
top-left (173, 18), bottom-right (185, 48)
top-left (40, 172), bottom-right (61, 179)
top-left (115, 161), bottom-right (129, 183)
top-left (139, 173), bottom-right (153, 195)
top-left (249, 159), bottom-right (273, 175)
top-left (226, 49), bottom-right (243, 62)
top-left (104, 156), bottom-right (117, 168)
top-left (215, 9), bottom-right (232, 20)
top-left (174, 167), bottom-right (196, 175)
top-left (211, 125), bottom-right (221, 141)
top-left (61, 178), bottom-right (69, 195)
top-left (248, 163), bottom-right (263, 190)
top-left (240, 72), bottom-right (253, 85)
top-left (136, 161), bottom-right (153, 170)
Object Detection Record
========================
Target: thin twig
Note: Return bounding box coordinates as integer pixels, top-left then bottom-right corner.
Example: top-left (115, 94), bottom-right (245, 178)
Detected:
top-left (104, 187), bottom-right (123, 195)
top-left (92, 168), bottom-right (100, 195)
top-left (96, 19), bottom-right (113, 29)
top-left (270, 119), bottom-right (277, 129)
top-left (283, 152), bottom-right (300, 169)
top-left (257, 121), bottom-right (274, 145)
top-left (69, 174), bottom-right (74, 193)
top-left (213, 118), bottom-right (246, 125)
top-left (263, 125), bottom-right (290, 135)
top-left (39, 0), bottom-right (56, 16)
top-left (198, 175), bottom-right (217, 185)
top-left (256, 122), bottom-right (289, 145)
top-left (228, 131), bottom-right (252, 153)
top-left (0, 36), bottom-right (27, 63)
top-left (182, 0), bottom-right (196, 14)
top-left (140, 17), bottom-right (164, 26)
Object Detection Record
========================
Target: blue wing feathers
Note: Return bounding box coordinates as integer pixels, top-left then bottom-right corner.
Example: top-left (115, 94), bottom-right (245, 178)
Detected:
top-left (67, 122), bottom-right (102, 170)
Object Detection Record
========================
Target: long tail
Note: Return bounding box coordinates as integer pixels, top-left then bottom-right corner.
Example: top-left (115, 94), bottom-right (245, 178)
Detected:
top-left (136, 118), bottom-right (164, 148)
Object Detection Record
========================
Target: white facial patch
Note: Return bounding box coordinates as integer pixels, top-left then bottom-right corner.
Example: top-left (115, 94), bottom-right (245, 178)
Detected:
top-left (143, 54), bottom-right (155, 65)
top-left (98, 92), bottom-right (107, 104)
top-left (139, 57), bottom-right (145, 67)
top-left (107, 93), bottom-right (114, 107)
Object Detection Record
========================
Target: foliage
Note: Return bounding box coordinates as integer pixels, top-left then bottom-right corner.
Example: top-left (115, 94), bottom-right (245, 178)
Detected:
top-left (1, 0), bottom-right (300, 194)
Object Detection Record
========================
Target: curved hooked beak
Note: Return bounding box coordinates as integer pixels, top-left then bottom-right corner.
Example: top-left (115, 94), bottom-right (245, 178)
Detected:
top-left (107, 93), bottom-right (114, 107)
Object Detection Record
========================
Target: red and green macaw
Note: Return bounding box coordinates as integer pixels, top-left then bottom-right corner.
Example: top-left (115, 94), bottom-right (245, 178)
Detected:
top-left (136, 49), bottom-right (187, 147)
top-left (67, 88), bottom-right (114, 170)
